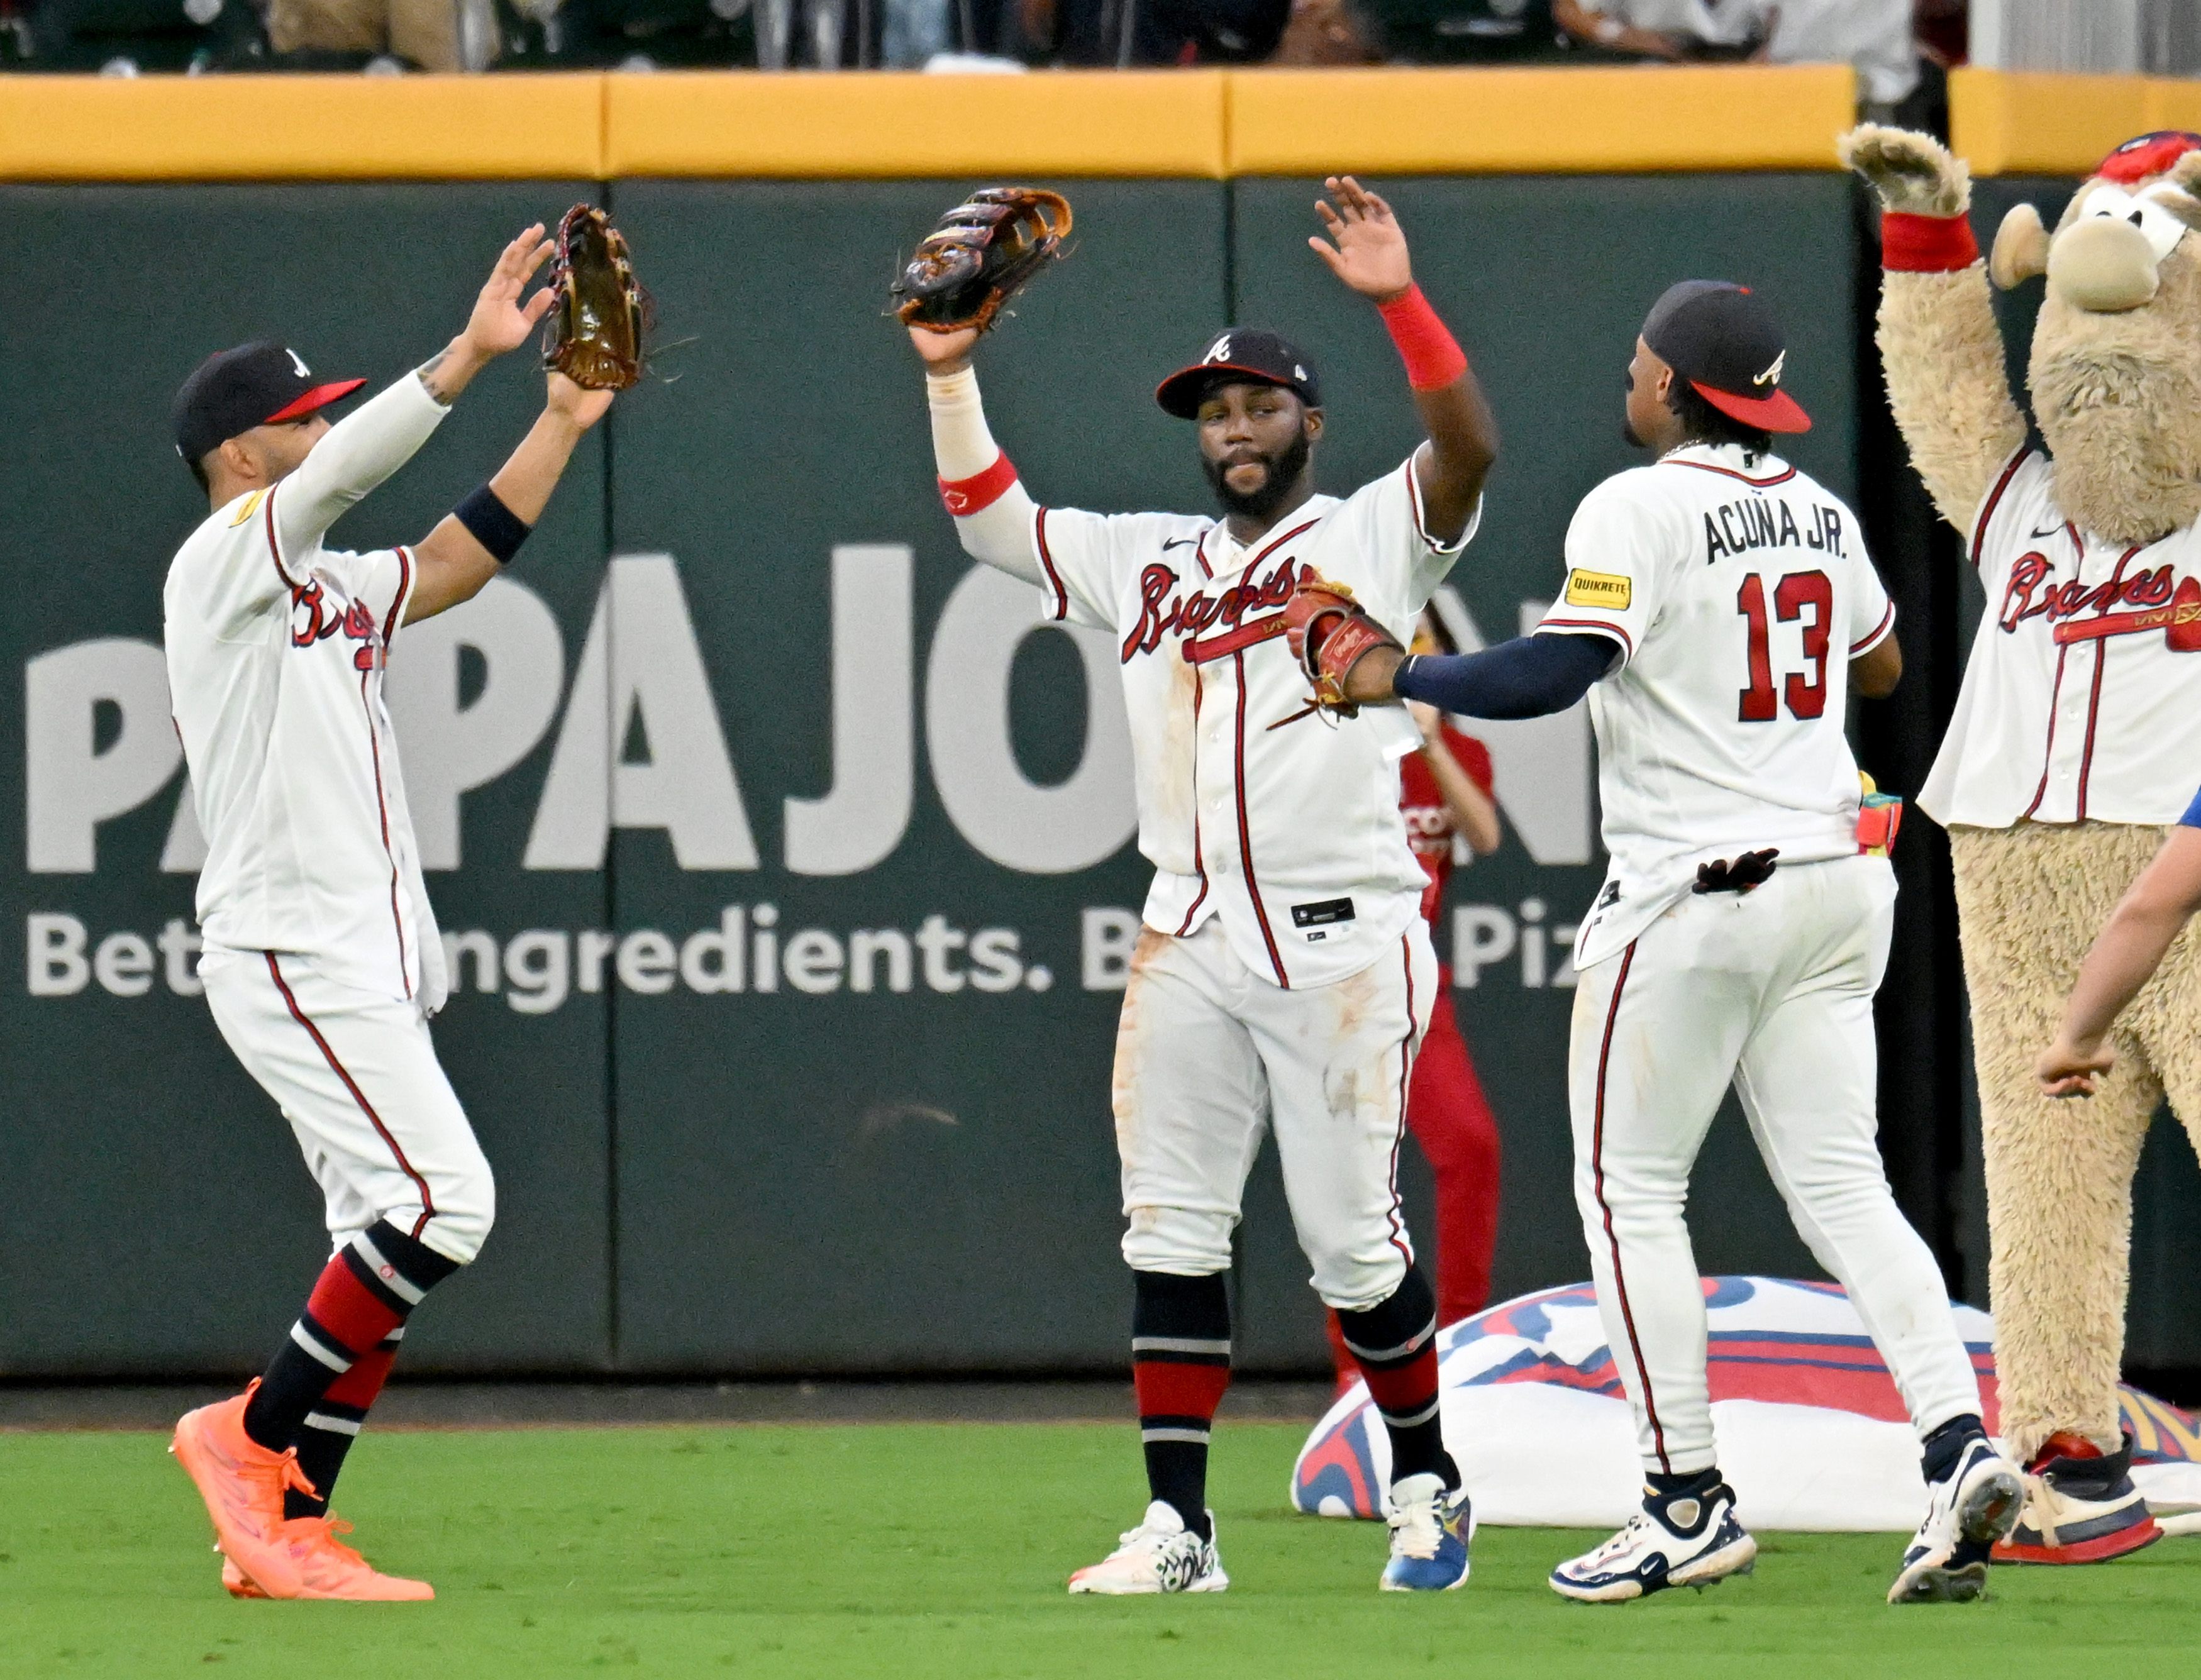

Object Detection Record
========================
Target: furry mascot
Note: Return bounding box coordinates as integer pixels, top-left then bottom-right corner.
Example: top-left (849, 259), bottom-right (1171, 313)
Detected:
top-left (1841, 123), bottom-right (2201, 1563)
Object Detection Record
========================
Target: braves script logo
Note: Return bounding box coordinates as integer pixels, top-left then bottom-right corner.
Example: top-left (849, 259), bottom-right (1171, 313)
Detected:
top-left (291, 580), bottom-right (384, 672)
top-left (1999, 551), bottom-right (2184, 634)
top-left (1753, 350), bottom-right (1786, 387)
top-left (1122, 556), bottom-right (1304, 665)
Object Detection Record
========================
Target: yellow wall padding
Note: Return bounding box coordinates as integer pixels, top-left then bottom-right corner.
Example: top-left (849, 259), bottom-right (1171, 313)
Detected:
top-left (1951, 68), bottom-right (2201, 179)
top-left (0, 66), bottom-right (1862, 183)
top-left (602, 70), bottom-right (1229, 179)
top-left (0, 73), bottom-right (604, 180)
top-left (1227, 65), bottom-right (1857, 175)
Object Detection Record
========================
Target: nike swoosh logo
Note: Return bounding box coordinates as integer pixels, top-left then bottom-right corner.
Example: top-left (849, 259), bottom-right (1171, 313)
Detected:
top-left (1162, 538), bottom-right (1198, 552)
top-left (2029, 524), bottom-right (2064, 538)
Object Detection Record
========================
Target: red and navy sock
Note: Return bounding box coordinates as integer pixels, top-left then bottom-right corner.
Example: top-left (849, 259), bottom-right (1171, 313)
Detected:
top-left (1336, 1266), bottom-right (1458, 1490)
top-left (1132, 1270), bottom-right (1232, 1542)
top-left (243, 1220), bottom-right (457, 1507)
top-left (284, 1328), bottom-right (404, 1520)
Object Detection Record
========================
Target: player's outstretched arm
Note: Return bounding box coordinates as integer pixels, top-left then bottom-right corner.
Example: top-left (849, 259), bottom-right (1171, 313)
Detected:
top-left (276, 226), bottom-right (560, 557)
top-left (1306, 177), bottom-right (1496, 544)
top-left (404, 372), bottom-right (614, 624)
top-left (2036, 824), bottom-right (2201, 1097)
top-left (908, 323), bottom-right (1045, 589)
top-left (1352, 631), bottom-right (1616, 719)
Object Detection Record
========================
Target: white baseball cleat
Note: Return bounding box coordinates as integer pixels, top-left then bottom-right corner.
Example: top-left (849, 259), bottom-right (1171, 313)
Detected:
top-left (1889, 1435), bottom-right (2025, 1603)
top-left (1067, 1500), bottom-right (1228, 1595)
top-left (1549, 1478), bottom-right (1756, 1602)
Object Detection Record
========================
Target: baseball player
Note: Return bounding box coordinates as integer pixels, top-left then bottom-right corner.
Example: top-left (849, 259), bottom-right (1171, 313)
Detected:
top-left (907, 177), bottom-right (1497, 1592)
top-left (1321, 280), bottom-right (2023, 1605)
top-left (164, 227), bottom-right (613, 1600)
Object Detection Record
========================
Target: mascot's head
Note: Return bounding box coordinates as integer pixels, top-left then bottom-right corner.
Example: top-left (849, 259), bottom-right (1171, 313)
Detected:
top-left (1993, 131), bottom-right (2201, 543)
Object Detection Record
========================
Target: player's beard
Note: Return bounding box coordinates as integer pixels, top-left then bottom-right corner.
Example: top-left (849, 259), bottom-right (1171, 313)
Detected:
top-left (1203, 429), bottom-right (1312, 521)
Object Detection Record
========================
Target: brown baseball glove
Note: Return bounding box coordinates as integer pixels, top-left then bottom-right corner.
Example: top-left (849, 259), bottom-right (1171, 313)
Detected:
top-left (894, 188), bottom-right (1073, 335)
top-left (541, 204), bottom-right (650, 391)
top-left (1284, 574), bottom-right (1402, 719)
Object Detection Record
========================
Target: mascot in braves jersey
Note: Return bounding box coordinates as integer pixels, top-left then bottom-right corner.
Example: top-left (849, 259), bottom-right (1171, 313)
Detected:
top-left (1843, 123), bottom-right (2201, 1563)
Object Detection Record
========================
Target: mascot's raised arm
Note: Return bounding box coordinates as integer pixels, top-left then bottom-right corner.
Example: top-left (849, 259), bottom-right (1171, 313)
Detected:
top-left (1842, 122), bottom-right (2201, 1566)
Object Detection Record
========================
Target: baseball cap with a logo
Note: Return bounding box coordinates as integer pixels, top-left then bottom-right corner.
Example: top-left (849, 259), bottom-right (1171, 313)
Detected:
top-left (1155, 328), bottom-right (1323, 419)
top-left (1641, 280), bottom-right (1810, 434)
top-left (172, 341), bottom-right (367, 466)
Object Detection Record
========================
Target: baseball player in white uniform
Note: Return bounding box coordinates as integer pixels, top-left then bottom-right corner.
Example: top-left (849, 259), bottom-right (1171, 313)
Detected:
top-left (1332, 280), bottom-right (2024, 1605)
top-left (165, 227), bottom-right (614, 1601)
top-left (907, 178), bottom-right (1497, 1592)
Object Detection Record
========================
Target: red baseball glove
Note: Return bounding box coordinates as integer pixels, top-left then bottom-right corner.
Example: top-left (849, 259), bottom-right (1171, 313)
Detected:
top-left (1284, 575), bottom-right (1402, 719)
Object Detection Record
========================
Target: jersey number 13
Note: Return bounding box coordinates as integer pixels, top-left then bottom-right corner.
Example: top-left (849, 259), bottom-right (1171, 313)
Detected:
top-left (1736, 570), bottom-right (1832, 722)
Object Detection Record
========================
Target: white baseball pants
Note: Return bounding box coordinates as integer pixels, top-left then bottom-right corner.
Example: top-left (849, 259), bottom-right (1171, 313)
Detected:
top-left (1568, 856), bottom-right (1981, 1475)
top-left (199, 948), bottom-right (494, 1266)
top-left (1113, 917), bottom-right (1437, 1312)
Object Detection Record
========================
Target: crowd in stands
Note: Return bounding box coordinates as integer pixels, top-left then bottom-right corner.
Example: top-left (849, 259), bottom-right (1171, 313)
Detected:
top-left (0, 0), bottom-right (1963, 130)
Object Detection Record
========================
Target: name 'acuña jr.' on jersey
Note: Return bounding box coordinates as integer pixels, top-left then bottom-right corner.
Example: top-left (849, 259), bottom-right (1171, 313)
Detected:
top-left (1544, 442), bottom-right (1893, 967)
top-left (165, 374), bottom-right (452, 1009)
top-left (1034, 468), bottom-right (1477, 989)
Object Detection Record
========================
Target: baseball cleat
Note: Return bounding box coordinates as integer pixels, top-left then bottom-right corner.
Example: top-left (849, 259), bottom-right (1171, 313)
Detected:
top-left (1888, 1435), bottom-right (2024, 1603)
top-left (1380, 1472), bottom-right (1472, 1591)
top-left (1068, 1500), bottom-right (1228, 1594)
top-left (265, 1516), bottom-right (435, 1600)
top-left (1994, 1432), bottom-right (2161, 1565)
top-left (220, 1552), bottom-right (269, 1600)
top-left (1549, 1476), bottom-right (1756, 1602)
top-left (170, 1384), bottom-right (318, 1600)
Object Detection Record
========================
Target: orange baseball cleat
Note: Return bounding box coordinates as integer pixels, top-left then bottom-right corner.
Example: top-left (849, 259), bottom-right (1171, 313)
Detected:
top-left (271, 1517), bottom-right (435, 1600)
top-left (170, 1384), bottom-right (317, 1599)
top-left (220, 1555), bottom-right (269, 1600)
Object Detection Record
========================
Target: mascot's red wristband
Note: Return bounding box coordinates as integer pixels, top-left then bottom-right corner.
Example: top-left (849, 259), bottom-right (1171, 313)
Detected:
top-left (940, 451), bottom-right (1019, 516)
top-left (1378, 285), bottom-right (1469, 391)
top-left (1880, 211), bottom-right (1980, 274)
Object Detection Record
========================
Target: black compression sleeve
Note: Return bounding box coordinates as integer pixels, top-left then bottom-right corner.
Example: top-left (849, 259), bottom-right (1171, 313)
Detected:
top-left (453, 484), bottom-right (531, 565)
top-left (1392, 631), bottom-right (1619, 720)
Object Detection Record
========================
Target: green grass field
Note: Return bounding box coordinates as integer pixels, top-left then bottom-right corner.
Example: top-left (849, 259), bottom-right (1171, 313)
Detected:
top-left (3, 1421), bottom-right (2196, 1677)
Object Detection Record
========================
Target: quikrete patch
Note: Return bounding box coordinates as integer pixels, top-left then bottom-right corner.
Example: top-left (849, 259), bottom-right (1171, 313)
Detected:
top-left (1565, 568), bottom-right (1632, 610)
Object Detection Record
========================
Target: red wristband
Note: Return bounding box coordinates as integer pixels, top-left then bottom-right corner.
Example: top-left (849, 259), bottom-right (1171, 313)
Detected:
top-left (939, 451), bottom-right (1019, 516)
top-left (1880, 211), bottom-right (1980, 274)
top-left (1377, 284), bottom-right (1469, 392)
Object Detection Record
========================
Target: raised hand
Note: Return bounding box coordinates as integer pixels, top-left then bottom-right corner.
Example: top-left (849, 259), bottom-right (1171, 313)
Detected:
top-left (461, 224), bottom-right (560, 362)
top-left (909, 322), bottom-right (982, 375)
top-left (546, 369), bottom-right (616, 431)
top-left (1307, 176), bottom-right (1412, 303)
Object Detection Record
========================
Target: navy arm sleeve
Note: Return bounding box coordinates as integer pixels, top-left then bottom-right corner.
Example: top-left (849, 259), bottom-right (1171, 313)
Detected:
top-left (1391, 631), bottom-right (1620, 720)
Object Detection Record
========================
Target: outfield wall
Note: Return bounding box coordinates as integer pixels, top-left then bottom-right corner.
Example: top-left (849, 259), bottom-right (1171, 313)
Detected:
top-left (1, 67), bottom-right (2195, 1378)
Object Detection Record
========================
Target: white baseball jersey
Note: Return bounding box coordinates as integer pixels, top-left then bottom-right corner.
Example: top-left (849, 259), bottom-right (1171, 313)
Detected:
top-left (1535, 442), bottom-right (1893, 968)
top-left (165, 373), bottom-right (451, 1010)
top-left (1031, 458), bottom-right (1477, 988)
top-left (1923, 443), bottom-right (2201, 829)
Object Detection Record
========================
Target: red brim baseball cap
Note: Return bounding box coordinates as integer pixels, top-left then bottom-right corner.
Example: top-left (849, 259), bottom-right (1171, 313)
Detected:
top-left (173, 340), bottom-right (366, 463)
top-left (1644, 281), bottom-right (1812, 435)
top-left (1693, 380), bottom-right (1812, 434)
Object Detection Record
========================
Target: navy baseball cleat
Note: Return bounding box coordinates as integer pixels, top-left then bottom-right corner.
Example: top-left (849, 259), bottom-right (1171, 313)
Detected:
top-left (1380, 1473), bottom-right (1472, 1591)
top-left (1889, 1434), bottom-right (2024, 1603)
top-left (1550, 1473), bottom-right (1756, 1602)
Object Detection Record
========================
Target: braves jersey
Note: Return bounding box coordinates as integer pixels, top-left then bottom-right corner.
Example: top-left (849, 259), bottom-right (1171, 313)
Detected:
top-left (165, 374), bottom-right (450, 1009)
top-left (1538, 443), bottom-right (1893, 968)
top-left (1399, 724), bottom-right (1494, 926)
top-left (1033, 458), bottom-right (1477, 988)
top-left (1924, 444), bottom-right (2201, 829)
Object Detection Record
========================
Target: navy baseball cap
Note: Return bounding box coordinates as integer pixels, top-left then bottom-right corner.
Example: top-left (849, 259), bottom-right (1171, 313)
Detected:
top-left (172, 341), bottom-right (366, 465)
top-left (1641, 281), bottom-right (1810, 434)
top-left (1156, 328), bottom-right (1322, 418)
